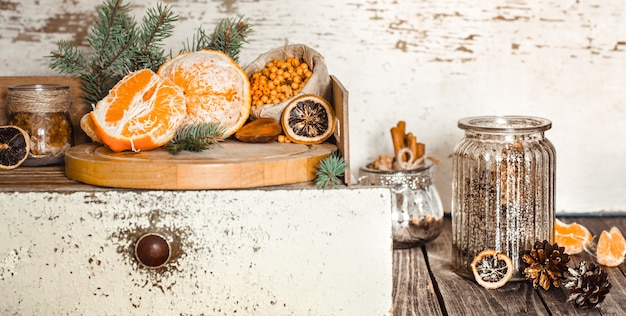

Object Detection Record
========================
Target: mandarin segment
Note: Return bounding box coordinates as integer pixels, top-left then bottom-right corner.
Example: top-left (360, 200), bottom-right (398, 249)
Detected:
top-left (554, 219), bottom-right (593, 255)
top-left (90, 69), bottom-right (186, 152)
top-left (597, 226), bottom-right (626, 267)
top-left (158, 50), bottom-right (251, 137)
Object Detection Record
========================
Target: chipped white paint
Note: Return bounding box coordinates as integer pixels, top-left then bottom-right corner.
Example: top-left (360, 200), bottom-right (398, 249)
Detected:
top-left (0, 1), bottom-right (625, 211)
top-left (0, 188), bottom-right (393, 315)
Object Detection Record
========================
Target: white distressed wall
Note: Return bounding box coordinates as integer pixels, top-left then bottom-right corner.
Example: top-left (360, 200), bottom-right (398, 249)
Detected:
top-left (1, 0), bottom-right (625, 214)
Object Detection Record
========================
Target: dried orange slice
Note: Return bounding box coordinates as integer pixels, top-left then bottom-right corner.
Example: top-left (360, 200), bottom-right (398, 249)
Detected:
top-left (0, 125), bottom-right (30, 170)
top-left (471, 249), bottom-right (513, 289)
top-left (158, 50), bottom-right (251, 137)
top-left (554, 218), bottom-right (593, 255)
top-left (281, 94), bottom-right (336, 145)
top-left (597, 226), bottom-right (626, 267)
top-left (90, 68), bottom-right (186, 152)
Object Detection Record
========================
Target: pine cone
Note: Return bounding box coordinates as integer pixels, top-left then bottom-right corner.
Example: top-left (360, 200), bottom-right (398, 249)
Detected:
top-left (565, 261), bottom-right (612, 309)
top-left (522, 240), bottom-right (570, 290)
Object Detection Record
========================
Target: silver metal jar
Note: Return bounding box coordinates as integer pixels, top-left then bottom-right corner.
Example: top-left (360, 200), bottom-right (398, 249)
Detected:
top-left (451, 116), bottom-right (556, 279)
top-left (360, 163), bottom-right (444, 249)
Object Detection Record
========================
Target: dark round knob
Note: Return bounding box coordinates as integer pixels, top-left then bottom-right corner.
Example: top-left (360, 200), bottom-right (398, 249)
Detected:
top-left (134, 233), bottom-right (171, 269)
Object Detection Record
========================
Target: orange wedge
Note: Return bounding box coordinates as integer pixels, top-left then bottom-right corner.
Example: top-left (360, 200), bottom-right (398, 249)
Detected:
top-left (158, 50), bottom-right (251, 137)
top-left (554, 219), bottom-right (593, 255)
top-left (90, 69), bottom-right (186, 152)
top-left (597, 226), bottom-right (626, 267)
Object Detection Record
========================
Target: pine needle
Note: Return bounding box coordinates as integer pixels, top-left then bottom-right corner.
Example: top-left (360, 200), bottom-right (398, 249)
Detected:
top-left (165, 122), bottom-right (226, 155)
top-left (48, 0), bottom-right (178, 106)
top-left (315, 150), bottom-right (347, 188)
top-left (181, 16), bottom-right (252, 63)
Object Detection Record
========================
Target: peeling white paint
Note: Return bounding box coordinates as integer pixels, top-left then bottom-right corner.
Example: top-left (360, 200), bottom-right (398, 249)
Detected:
top-left (1, 3), bottom-right (625, 211)
top-left (0, 188), bottom-right (393, 315)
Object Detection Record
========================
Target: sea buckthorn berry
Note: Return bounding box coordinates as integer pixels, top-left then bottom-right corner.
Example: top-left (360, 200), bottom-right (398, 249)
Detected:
top-left (249, 57), bottom-right (312, 106)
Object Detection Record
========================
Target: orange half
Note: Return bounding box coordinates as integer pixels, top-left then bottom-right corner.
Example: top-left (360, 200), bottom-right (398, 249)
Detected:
top-left (90, 69), bottom-right (186, 152)
top-left (158, 50), bottom-right (251, 137)
top-left (554, 219), bottom-right (593, 255)
top-left (597, 226), bottom-right (626, 267)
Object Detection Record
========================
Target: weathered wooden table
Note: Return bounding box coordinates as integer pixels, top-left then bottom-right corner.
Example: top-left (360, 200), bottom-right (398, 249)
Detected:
top-left (393, 217), bottom-right (626, 315)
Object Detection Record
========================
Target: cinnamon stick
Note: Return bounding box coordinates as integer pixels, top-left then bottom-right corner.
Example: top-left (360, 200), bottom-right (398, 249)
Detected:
top-left (397, 121), bottom-right (406, 139)
top-left (406, 132), bottom-right (418, 162)
top-left (390, 127), bottom-right (404, 157)
top-left (416, 142), bottom-right (425, 160)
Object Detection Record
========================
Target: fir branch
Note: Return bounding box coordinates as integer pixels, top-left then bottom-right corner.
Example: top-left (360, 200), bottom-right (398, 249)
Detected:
top-left (182, 27), bottom-right (212, 53)
top-left (210, 16), bottom-right (253, 63)
top-left (48, 0), bottom-right (178, 107)
top-left (88, 0), bottom-right (137, 78)
top-left (135, 3), bottom-right (178, 71)
top-left (315, 150), bottom-right (347, 188)
top-left (165, 122), bottom-right (226, 155)
top-left (181, 16), bottom-right (252, 63)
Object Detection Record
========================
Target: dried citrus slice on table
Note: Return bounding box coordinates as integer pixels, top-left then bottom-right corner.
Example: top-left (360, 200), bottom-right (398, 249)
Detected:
top-left (0, 125), bottom-right (31, 170)
top-left (280, 94), bottom-right (336, 145)
top-left (471, 249), bottom-right (513, 289)
top-left (554, 218), bottom-right (593, 255)
top-left (158, 50), bottom-right (251, 137)
top-left (597, 226), bottom-right (626, 267)
top-left (90, 68), bottom-right (186, 152)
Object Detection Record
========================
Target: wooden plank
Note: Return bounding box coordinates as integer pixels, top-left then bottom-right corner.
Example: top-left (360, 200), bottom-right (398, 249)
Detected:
top-left (393, 247), bottom-right (443, 316)
top-left (330, 75), bottom-right (351, 186)
top-left (424, 219), bottom-right (550, 315)
top-left (0, 165), bottom-right (108, 192)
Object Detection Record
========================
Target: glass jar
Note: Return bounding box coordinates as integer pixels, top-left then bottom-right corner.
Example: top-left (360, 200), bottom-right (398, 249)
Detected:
top-left (6, 84), bottom-right (73, 166)
top-left (359, 163), bottom-right (444, 248)
top-left (451, 116), bottom-right (555, 280)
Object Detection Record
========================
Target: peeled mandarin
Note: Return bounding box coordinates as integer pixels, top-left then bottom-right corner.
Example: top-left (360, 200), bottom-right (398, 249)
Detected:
top-left (597, 226), bottom-right (626, 267)
top-left (554, 219), bottom-right (593, 255)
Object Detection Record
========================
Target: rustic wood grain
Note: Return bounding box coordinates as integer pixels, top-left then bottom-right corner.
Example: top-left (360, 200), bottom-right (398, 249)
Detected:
top-left (423, 219), bottom-right (550, 315)
top-left (0, 165), bottom-right (106, 192)
top-left (393, 247), bottom-right (443, 316)
top-left (392, 217), bottom-right (626, 315)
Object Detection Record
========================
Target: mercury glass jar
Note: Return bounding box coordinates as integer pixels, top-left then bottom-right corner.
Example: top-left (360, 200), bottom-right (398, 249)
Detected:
top-left (451, 116), bottom-right (555, 280)
top-left (359, 163), bottom-right (444, 249)
top-left (7, 84), bottom-right (73, 166)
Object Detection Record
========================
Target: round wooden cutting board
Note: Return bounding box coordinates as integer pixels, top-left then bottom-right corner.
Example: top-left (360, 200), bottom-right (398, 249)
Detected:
top-left (65, 141), bottom-right (337, 189)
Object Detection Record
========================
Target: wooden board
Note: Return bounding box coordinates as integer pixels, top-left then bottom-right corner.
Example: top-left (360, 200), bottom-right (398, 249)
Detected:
top-left (65, 141), bottom-right (337, 189)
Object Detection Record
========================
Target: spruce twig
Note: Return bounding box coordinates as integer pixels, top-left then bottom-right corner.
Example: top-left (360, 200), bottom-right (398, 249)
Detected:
top-left (315, 150), bottom-right (347, 188)
top-left (182, 16), bottom-right (252, 62)
top-left (135, 3), bottom-right (178, 71)
top-left (48, 0), bottom-right (178, 107)
top-left (165, 122), bottom-right (226, 155)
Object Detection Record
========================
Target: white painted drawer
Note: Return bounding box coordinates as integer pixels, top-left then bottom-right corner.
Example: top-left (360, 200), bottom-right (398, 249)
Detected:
top-left (0, 188), bottom-right (392, 315)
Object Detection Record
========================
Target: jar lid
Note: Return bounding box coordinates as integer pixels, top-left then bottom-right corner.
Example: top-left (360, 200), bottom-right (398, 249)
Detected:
top-left (8, 84), bottom-right (69, 91)
top-left (458, 116), bottom-right (552, 133)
